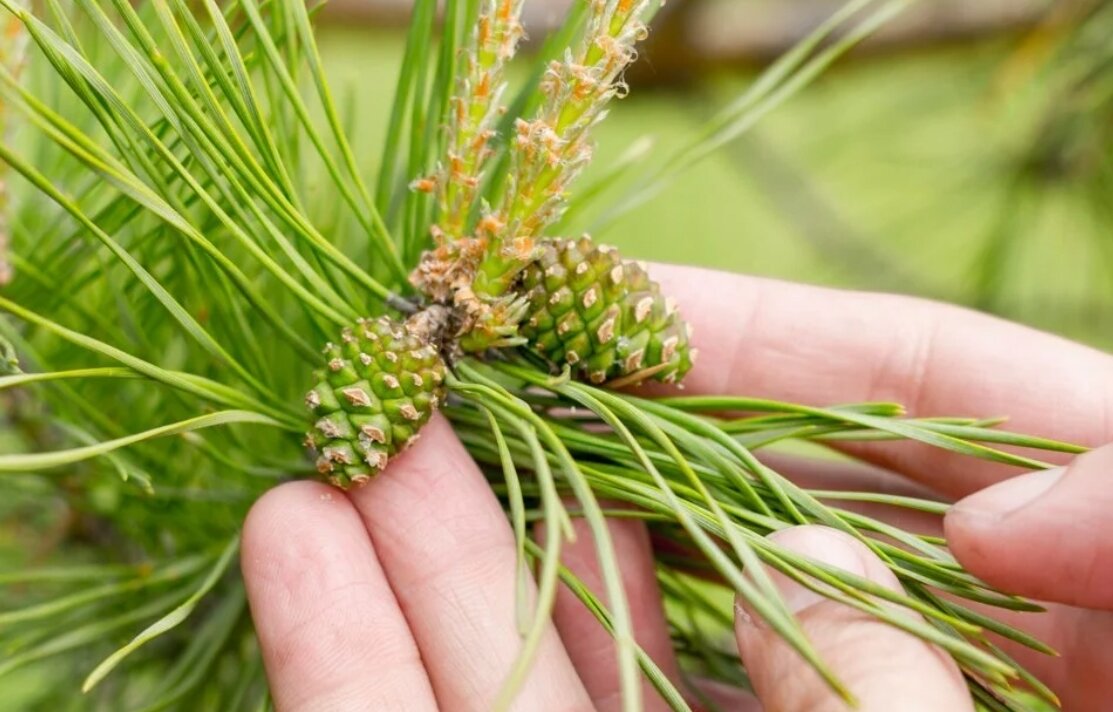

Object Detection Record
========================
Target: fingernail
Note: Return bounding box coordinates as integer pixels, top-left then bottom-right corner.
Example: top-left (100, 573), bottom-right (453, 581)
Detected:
top-left (951, 467), bottom-right (1065, 525)
top-left (768, 527), bottom-right (869, 614)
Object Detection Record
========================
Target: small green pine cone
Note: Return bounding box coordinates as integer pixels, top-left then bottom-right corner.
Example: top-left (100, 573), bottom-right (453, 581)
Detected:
top-left (519, 236), bottom-right (696, 385)
top-left (304, 316), bottom-right (447, 489)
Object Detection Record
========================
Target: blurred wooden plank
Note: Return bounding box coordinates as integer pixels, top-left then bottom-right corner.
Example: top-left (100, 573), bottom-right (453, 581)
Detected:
top-left (689, 0), bottom-right (1054, 62)
top-left (319, 0), bottom-right (1050, 55)
top-left (319, 0), bottom-right (577, 30)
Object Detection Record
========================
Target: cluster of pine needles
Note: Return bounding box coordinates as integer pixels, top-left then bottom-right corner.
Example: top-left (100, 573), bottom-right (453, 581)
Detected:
top-left (0, 0), bottom-right (1085, 709)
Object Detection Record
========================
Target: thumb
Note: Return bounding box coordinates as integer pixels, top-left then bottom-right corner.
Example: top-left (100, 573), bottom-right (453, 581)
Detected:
top-left (735, 526), bottom-right (971, 712)
top-left (945, 442), bottom-right (1113, 609)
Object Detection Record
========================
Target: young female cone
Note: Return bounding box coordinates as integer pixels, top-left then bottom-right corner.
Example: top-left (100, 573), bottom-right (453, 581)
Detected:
top-left (519, 236), bottom-right (696, 385)
top-left (305, 315), bottom-right (447, 488)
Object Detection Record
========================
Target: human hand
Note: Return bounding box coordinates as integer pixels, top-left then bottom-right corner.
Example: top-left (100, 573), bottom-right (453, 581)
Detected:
top-left (240, 418), bottom-right (970, 711)
top-left (241, 266), bottom-right (1113, 711)
top-left (652, 265), bottom-right (1113, 711)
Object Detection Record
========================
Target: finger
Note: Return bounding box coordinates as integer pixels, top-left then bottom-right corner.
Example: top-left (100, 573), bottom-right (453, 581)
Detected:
top-left (943, 600), bottom-right (1113, 711)
top-left (945, 442), bottom-right (1113, 610)
top-left (242, 481), bottom-right (438, 712)
top-left (540, 509), bottom-right (681, 711)
top-left (651, 264), bottom-right (1113, 497)
top-left (735, 526), bottom-right (972, 712)
top-left (347, 416), bottom-right (592, 711)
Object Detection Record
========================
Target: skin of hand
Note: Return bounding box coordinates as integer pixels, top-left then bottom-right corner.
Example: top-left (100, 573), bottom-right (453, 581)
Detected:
top-left (241, 265), bottom-right (1113, 711)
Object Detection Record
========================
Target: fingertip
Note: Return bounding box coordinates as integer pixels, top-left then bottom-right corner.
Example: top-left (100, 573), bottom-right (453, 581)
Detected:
top-left (735, 525), bottom-right (903, 658)
top-left (242, 481), bottom-right (439, 711)
top-left (241, 480), bottom-right (375, 627)
top-left (341, 419), bottom-right (592, 710)
top-left (946, 467), bottom-right (1064, 530)
top-left (244, 479), bottom-right (348, 524)
top-left (241, 480), bottom-right (357, 571)
top-left (945, 449), bottom-right (1113, 608)
top-left (735, 526), bottom-right (972, 712)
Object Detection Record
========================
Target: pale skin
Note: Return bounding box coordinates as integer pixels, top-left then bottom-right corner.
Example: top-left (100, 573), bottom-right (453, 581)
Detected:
top-left (242, 265), bottom-right (1113, 711)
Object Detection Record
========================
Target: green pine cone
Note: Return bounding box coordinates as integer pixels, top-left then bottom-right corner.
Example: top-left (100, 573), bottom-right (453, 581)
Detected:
top-left (304, 316), bottom-right (446, 489)
top-left (519, 236), bottom-right (696, 385)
